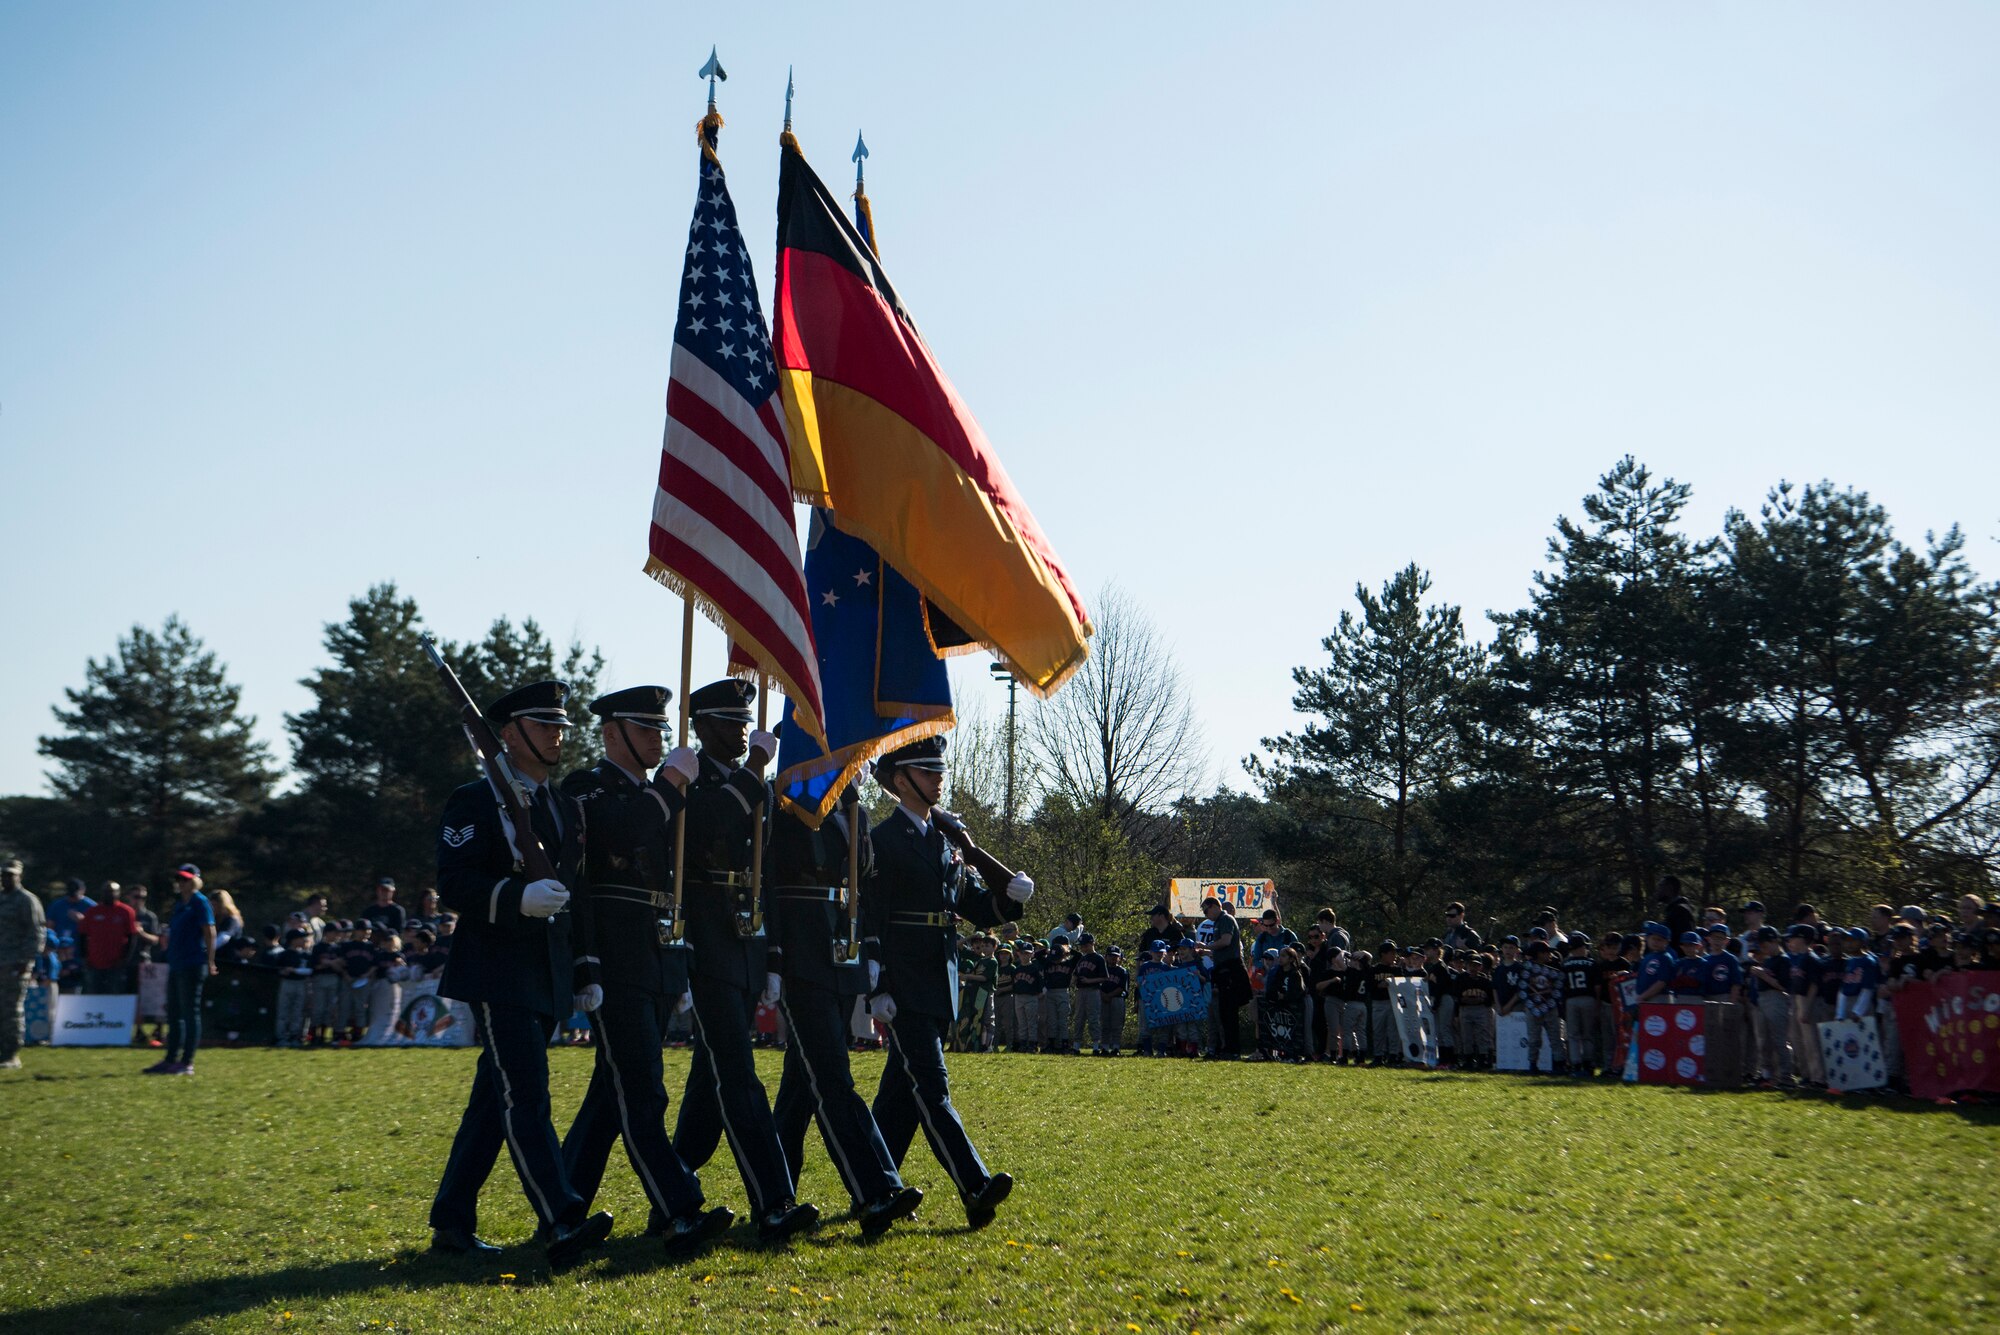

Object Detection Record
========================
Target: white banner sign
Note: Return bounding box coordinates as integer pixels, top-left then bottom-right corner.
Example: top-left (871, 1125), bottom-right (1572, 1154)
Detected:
top-left (52, 994), bottom-right (137, 1046)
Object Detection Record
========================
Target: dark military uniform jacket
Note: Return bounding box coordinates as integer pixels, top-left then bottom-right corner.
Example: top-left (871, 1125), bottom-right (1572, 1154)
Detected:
top-left (768, 805), bottom-right (871, 996)
top-left (435, 772), bottom-right (583, 1018)
top-left (681, 750), bottom-right (775, 988)
top-left (558, 758), bottom-right (689, 999)
top-left (861, 806), bottom-right (1023, 1021)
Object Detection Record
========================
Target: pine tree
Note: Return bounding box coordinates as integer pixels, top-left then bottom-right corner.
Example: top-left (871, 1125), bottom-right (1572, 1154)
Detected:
top-left (1255, 563), bottom-right (1485, 922)
top-left (37, 616), bottom-right (275, 883)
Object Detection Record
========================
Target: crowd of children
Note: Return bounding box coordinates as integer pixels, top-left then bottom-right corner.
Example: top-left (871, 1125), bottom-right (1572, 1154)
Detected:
top-left (946, 892), bottom-right (2000, 1095)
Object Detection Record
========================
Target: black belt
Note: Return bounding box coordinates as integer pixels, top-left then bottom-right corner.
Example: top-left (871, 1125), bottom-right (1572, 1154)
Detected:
top-left (889, 911), bottom-right (954, 927)
top-left (773, 886), bottom-right (842, 903)
top-left (590, 885), bottom-right (672, 910)
top-left (696, 871), bottom-right (750, 888)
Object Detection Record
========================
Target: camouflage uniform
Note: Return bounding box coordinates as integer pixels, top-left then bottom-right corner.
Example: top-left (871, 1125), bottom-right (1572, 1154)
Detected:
top-left (1, 868), bottom-right (49, 1063)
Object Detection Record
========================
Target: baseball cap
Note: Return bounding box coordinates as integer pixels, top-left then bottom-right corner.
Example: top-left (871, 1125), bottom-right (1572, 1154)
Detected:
top-left (1846, 927), bottom-right (1871, 943)
top-left (1742, 900), bottom-right (1767, 913)
top-left (173, 863), bottom-right (202, 880)
top-left (1528, 926), bottom-right (1549, 940)
top-left (1643, 922), bottom-right (1669, 939)
top-left (1502, 935), bottom-right (1521, 946)
top-left (1702, 923), bottom-right (1730, 937)
top-left (1755, 926), bottom-right (1780, 942)
top-left (1525, 941), bottom-right (1550, 954)
top-left (1783, 924), bottom-right (1812, 941)
top-left (1568, 931), bottom-right (1592, 946)
top-left (1678, 931), bottom-right (1702, 945)
top-left (1148, 940), bottom-right (1167, 953)
top-left (1899, 905), bottom-right (1926, 922)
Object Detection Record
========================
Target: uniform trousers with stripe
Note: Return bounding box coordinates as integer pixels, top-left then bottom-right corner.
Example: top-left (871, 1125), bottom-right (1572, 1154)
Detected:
top-left (772, 981), bottom-right (903, 1210)
top-left (873, 1011), bottom-right (994, 1204)
top-left (673, 972), bottom-right (792, 1218)
top-left (431, 1001), bottom-right (585, 1233)
top-left (561, 989), bottom-right (704, 1224)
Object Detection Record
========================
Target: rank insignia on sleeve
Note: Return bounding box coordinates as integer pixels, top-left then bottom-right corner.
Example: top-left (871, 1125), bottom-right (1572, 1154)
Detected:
top-left (441, 824), bottom-right (476, 848)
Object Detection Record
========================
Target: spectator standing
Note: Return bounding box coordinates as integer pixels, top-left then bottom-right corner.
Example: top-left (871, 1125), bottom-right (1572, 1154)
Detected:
top-left (46, 878), bottom-right (95, 944)
top-left (306, 923), bottom-right (345, 1043)
top-left (1365, 942), bottom-right (1399, 1065)
top-left (1659, 876), bottom-right (1697, 942)
top-left (300, 894), bottom-right (330, 941)
top-left (1314, 908), bottom-right (1351, 951)
top-left (408, 888), bottom-right (441, 934)
top-left (992, 943), bottom-right (1016, 1051)
top-left (1040, 941), bottom-right (1075, 1053)
top-left (1558, 934), bottom-right (1599, 1076)
top-left (272, 928), bottom-right (313, 1045)
top-left (209, 888), bottom-right (244, 948)
top-left (1009, 942), bottom-right (1043, 1053)
top-left (1099, 945), bottom-right (1128, 1056)
top-left (1, 858), bottom-right (47, 1071)
top-left (1520, 942), bottom-right (1563, 1073)
top-left (1200, 897), bottom-right (1251, 1060)
top-left (1071, 935), bottom-right (1108, 1054)
top-left (1048, 913), bottom-right (1082, 950)
top-left (1454, 953), bottom-right (1495, 1068)
top-left (146, 865), bottom-right (215, 1076)
top-left (1442, 902), bottom-right (1483, 952)
top-left (78, 886), bottom-right (139, 994)
top-left (361, 878), bottom-right (404, 933)
top-left (1593, 936), bottom-right (1629, 1077)
top-left (1136, 904), bottom-right (1185, 960)
top-left (1747, 928), bottom-right (1794, 1085)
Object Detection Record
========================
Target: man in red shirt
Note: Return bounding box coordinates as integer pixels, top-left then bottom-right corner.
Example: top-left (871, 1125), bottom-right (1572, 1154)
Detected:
top-left (79, 885), bottom-right (140, 994)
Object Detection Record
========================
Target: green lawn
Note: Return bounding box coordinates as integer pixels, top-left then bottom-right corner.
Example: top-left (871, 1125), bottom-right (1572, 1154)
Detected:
top-left (0, 1047), bottom-right (1991, 1334)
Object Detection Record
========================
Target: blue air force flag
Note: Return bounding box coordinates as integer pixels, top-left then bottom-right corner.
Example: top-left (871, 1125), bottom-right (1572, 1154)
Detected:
top-left (774, 508), bottom-right (954, 826)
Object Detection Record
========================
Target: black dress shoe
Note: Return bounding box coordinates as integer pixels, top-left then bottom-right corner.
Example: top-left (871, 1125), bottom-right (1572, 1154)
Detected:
top-left (429, 1227), bottom-right (502, 1257)
top-left (544, 1210), bottom-right (614, 1267)
top-left (756, 1199), bottom-right (820, 1244)
top-left (964, 1172), bottom-right (1013, 1230)
top-left (660, 1205), bottom-right (735, 1255)
top-left (858, 1185), bottom-right (923, 1237)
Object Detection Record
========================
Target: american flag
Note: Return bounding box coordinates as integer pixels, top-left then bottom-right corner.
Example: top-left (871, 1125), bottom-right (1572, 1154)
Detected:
top-left (646, 125), bottom-right (824, 743)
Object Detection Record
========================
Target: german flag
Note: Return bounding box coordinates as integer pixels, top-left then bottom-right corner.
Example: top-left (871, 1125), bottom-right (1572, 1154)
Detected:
top-left (771, 132), bottom-right (1091, 697)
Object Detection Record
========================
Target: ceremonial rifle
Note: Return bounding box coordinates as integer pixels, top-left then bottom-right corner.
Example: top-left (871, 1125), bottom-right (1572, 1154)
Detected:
top-left (932, 809), bottom-right (1018, 895)
top-left (419, 634), bottom-right (560, 885)
top-left (841, 785), bottom-right (863, 962)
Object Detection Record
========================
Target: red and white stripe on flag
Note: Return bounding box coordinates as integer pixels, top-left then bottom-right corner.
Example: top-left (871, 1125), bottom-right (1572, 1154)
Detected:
top-left (647, 347), bottom-right (825, 743)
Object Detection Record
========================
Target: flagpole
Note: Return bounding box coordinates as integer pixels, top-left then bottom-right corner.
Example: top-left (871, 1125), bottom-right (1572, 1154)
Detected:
top-left (670, 49), bottom-right (724, 946)
top-left (749, 670), bottom-right (768, 935)
top-left (670, 596), bottom-right (693, 941)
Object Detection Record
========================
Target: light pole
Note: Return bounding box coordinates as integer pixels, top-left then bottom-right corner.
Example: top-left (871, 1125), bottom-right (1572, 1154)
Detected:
top-left (989, 661), bottom-right (1017, 845)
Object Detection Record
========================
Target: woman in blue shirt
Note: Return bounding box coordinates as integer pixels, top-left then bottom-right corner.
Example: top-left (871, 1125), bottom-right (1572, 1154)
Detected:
top-left (146, 865), bottom-right (215, 1076)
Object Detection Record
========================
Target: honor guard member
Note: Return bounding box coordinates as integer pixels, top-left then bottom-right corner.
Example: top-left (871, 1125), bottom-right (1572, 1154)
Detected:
top-left (557, 686), bottom-right (735, 1256)
top-left (427, 681), bottom-right (613, 1266)
top-left (669, 679), bottom-right (818, 1244)
top-left (766, 791), bottom-right (926, 1235)
top-left (862, 735), bottom-right (1032, 1229)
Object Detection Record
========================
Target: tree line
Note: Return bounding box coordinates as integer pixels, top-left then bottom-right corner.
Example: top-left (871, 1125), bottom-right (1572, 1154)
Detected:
top-left (7, 458), bottom-right (1995, 940)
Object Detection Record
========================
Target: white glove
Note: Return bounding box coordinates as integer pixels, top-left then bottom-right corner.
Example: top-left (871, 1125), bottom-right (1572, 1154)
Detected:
top-left (747, 729), bottom-right (779, 765)
top-left (661, 747), bottom-right (699, 786)
top-left (866, 959), bottom-right (881, 991)
top-left (760, 972), bottom-right (782, 1007)
top-left (520, 879), bottom-right (569, 918)
top-left (1005, 874), bottom-right (1035, 904)
top-left (868, 993), bottom-right (898, 1023)
top-left (675, 990), bottom-right (694, 1015)
top-left (572, 984), bottom-right (603, 1013)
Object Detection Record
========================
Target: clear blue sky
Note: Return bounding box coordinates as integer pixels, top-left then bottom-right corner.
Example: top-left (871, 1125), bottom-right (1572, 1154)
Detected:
top-left (3, 3), bottom-right (1997, 800)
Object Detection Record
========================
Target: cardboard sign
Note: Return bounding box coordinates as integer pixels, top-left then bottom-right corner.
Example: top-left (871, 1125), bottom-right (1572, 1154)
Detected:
top-left (1635, 1002), bottom-right (1706, 1085)
top-left (1892, 975), bottom-right (2000, 1100)
top-left (1167, 878), bottom-right (1278, 921)
top-left (22, 982), bottom-right (57, 1044)
top-left (1494, 1011), bottom-right (1530, 1071)
top-left (137, 962), bottom-right (169, 1020)
top-left (1389, 979), bottom-right (1439, 1067)
top-left (1818, 1017), bottom-right (1887, 1092)
top-left (1138, 965), bottom-right (1208, 1028)
top-left (51, 993), bottom-right (136, 1046)
top-left (382, 978), bottom-right (475, 1047)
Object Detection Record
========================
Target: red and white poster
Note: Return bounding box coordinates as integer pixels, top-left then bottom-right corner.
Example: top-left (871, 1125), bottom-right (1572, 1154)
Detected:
top-left (1892, 975), bottom-right (2000, 1101)
top-left (1635, 1002), bottom-right (1706, 1086)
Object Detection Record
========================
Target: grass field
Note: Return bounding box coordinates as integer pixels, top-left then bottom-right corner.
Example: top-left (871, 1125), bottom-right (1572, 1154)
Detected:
top-left (0, 1047), bottom-right (1993, 1334)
